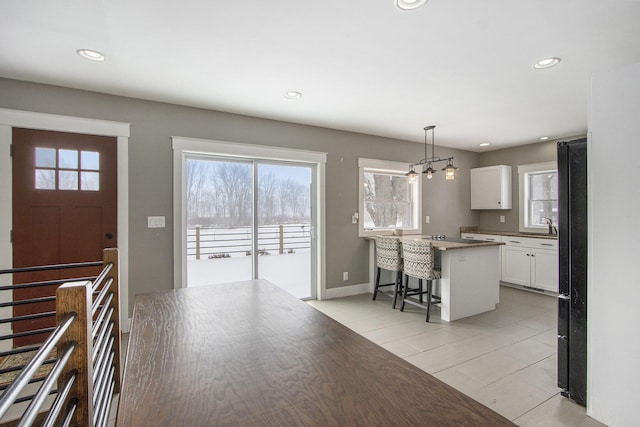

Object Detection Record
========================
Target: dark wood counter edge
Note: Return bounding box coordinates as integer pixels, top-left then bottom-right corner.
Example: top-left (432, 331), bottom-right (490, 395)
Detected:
top-left (117, 280), bottom-right (515, 426)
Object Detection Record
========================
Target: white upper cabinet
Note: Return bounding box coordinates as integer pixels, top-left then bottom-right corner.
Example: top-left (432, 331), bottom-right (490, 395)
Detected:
top-left (470, 165), bottom-right (512, 210)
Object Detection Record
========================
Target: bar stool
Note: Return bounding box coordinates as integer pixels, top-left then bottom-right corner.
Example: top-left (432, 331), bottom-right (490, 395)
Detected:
top-left (400, 239), bottom-right (441, 322)
top-left (373, 236), bottom-right (403, 308)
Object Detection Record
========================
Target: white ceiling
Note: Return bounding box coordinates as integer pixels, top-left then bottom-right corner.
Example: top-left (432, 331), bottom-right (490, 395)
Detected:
top-left (2, 0), bottom-right (640, 151)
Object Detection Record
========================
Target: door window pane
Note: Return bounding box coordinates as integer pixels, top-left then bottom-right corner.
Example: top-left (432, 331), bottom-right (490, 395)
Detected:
top-left (58, 149), bottom-right (78, 169)
top-left (35, 169), bottom-right (56, 190)
top-left (35, 147), bottom-right (56, 168)
top-left (81, 151), bottom-right (100, 170)
top-left (81, 171), bottom-right (100, 191)
top-left (58, 170), bottom-right (78, 190)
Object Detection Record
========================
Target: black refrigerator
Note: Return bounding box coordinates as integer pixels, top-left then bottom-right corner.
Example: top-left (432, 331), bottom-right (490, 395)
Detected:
top-left (557, 138), bottom-right (588, 406)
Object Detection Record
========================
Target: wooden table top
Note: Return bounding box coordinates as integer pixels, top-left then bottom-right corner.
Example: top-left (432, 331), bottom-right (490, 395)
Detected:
top-left (116, 280), bottom-right (514, 426)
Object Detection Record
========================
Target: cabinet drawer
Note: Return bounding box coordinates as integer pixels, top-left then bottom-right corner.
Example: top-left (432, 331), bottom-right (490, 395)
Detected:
top-left (502, 237), bottom-right (534, 247)
top-left (532, 239), bottom-right (558, 250)
top-left (503, 236), bottom-right (558, 249)
top-left (461, 233), bottom-right (501, 242)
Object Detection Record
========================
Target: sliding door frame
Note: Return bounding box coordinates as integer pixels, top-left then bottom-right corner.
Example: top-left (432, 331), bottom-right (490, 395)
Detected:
top-left (172, 136), bottom-right (326, 299)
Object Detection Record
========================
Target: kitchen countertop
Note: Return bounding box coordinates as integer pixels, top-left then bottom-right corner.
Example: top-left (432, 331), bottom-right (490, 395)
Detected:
top-left (367, 235), bottom-right (504, 251)
top-left (464, 230), bottom-right (558, 240)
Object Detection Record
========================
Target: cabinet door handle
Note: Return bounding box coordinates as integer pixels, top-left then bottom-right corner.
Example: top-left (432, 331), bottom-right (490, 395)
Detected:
top-left (526, 253), bottom-right (530, 256)
top-left (509, 240), bottom-right (520, 244)
top-left (540, 243), bottom-right (553, 246)
top-left (485, 238), bottom-right (495, 241)
top-left (531, 254), bottom-right (535, 257)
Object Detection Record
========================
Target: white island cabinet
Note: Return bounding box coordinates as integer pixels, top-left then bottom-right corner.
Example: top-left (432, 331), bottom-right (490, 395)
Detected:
top-left (470, 165), bottom-right (512, 209)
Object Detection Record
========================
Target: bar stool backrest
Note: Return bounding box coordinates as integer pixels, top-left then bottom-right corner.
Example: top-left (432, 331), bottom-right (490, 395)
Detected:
top-left (402, 239), bottom-right (438, 280)
top-left (375, 236), bottom-right (403, 272)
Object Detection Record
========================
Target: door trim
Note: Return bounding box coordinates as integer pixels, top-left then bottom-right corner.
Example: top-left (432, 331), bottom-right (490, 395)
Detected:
top-left (172, 136), bottom-right (327, 299)
top-left (0, 108), bottom-right (131, 331)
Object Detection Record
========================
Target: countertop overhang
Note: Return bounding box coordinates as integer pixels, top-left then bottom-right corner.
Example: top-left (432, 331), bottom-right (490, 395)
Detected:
top-left (366, 235), bottom-right (504, 251)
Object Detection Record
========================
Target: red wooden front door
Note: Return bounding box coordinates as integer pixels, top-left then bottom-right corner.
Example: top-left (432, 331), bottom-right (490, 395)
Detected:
top-left (11, 128), bottom-right (117, 347)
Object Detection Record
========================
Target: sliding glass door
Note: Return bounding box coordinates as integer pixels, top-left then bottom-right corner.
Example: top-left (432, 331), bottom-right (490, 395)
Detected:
top-left (256, 163), bottom-right (312, 299)
top-left (184, 155), bottom-right (314, 299)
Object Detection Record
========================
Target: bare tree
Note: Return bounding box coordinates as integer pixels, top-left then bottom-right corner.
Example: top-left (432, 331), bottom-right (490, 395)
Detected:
top-left (186, 159), bottom-right (209, 223)
top-left (186, 160), bottom-right (312, 227)
top-left (216, 163), bottom-right (252, 225)
top-left (277, 178), bottom-right (292, 219)
top-left (364, 173), bottom-right (408, 228)
top-left (258, 171), bottom-right (278, 224)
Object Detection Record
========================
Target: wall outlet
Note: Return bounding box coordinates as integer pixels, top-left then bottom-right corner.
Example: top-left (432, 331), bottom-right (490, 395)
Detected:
top-left (343, 271), bottom-right (348, 281)
top-left (351, 213), bottom-right (359, 224)
top-left (147, 216), bottom-right (165, 228)
top-left (425, 215), bottom-right (430, 224)
top-left (499, 215), bottom-right (505, 223)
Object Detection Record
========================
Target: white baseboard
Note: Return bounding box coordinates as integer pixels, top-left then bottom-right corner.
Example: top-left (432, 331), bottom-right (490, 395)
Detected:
top-left (122, 317), bottom-right (131, 334)
top-left (324, 282), bottom-right (370, 299)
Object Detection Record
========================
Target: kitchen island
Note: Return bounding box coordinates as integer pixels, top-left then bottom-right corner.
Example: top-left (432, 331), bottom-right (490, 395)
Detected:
top-left (368, 236), bottom-right (504, 321)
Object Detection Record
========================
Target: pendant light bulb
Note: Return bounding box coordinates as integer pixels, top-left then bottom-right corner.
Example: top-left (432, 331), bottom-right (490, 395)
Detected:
top-left (406, 166), bottom-right (418, 183)
top-left (442, 159), bottom-right (459, 180)
top-left (424, 163), bottom-right (436, 179)
top-left (445, 167), bottom-right (455, 180)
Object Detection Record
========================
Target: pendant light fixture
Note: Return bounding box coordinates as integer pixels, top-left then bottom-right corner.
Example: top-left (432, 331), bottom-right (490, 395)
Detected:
top-left (406, 125), bottom-right (458, 182)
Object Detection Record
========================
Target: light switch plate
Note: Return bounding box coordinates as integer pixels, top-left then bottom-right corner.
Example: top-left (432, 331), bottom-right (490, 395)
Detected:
top-left (499, 215), bottom-right (505, 223)
top-left (148, 216), bottom-right (166, 228)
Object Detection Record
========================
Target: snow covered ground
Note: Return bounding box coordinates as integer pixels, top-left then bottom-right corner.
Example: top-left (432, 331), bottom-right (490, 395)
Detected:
top-left (187, 249), bottom-right (311, 299)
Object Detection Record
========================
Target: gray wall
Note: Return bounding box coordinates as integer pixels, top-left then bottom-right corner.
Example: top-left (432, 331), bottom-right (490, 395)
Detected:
top-left (476, 140), bottom-right (567, 232)
top-left (0, 78), bottom-right (479, 314)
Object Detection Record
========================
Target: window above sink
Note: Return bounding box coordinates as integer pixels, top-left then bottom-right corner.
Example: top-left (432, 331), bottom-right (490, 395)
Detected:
top-left (518, 161), bottom-right (558, 234)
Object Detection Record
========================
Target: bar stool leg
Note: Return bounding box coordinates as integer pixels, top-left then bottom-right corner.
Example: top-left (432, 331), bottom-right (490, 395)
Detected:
top-left (373, 267), bottom-right (381, 300)
top-left (419, 279), bottom-right (424, 304)
top-left (400, 274), bottom-right (409, 312)
top-left (392, 271), bottom-right (402, 309)
top-left (425, 280), bottom-right (433, 322)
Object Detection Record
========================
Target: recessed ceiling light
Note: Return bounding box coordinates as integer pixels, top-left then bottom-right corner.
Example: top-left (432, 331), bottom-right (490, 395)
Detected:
top-left (479, 142), bottom-right (491, 147)
top-left (395, 0), bottom-right (428, 10)
top-left (284, 91), bottom-right (302, 99)
top-left (77, 49), bottom-right (105, 62)
top-left (534, 57), bottom-right (561, 69)
top-left (539, 136), bottom-right (550, 141)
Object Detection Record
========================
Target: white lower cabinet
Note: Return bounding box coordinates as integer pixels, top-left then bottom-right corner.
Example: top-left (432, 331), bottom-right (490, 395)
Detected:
top-left (501, 246), bottom-right (531, 286)
top-left (462, 233), bottom-right (558, 292)
top-left (500, 237), bottom-right (558, 292)
top-left (530, 248), bottom-right (558, 292)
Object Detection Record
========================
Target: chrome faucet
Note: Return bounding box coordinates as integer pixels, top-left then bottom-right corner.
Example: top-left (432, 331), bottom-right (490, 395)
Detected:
top-left (543, 217), bottom-right (557, 235)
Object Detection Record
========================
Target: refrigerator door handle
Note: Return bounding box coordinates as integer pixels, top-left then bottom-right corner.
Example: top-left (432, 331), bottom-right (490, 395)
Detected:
top-left (558, 294), bottom-right (570, 300)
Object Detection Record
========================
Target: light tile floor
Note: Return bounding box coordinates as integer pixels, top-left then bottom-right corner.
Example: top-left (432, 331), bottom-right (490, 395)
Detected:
top-left (308, 286), bottom-right (606, 426)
